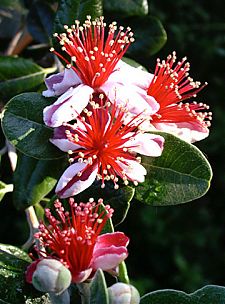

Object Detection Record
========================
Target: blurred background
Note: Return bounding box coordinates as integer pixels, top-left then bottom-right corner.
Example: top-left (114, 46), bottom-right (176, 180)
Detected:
top-left (0, 0), bottom-right (225, 296)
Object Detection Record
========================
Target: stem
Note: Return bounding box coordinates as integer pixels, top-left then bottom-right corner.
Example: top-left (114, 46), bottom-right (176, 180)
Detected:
top-left (22, 206), bottom-right (39, 250)
top-left (77, 283), bottom-right (91, 304)
top-left (49, 290), bottom-right (70, 304)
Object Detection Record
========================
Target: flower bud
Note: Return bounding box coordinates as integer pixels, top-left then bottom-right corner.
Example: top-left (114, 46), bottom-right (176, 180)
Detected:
top-left (108, 282), bottom-right (140, 304)
top-left (31, 259), bottom-right (72, 295)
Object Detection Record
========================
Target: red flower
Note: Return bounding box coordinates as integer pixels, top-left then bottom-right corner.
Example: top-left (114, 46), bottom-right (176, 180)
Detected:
top-left (147, 52), bottom-right (212, 142)
top-left (33, 198), bottom-right (129, 283)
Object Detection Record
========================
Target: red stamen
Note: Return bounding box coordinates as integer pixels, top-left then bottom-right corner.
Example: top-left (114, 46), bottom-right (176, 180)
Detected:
top-left (148, 52), bottom-right (211, 127)
top-left (51, 16), bottom-right (134, 88)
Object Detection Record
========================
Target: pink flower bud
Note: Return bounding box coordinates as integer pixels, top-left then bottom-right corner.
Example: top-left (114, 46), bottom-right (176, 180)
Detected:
top-left (108, 283), bottom-right (140, 304)
top-left (31, 259), bottom-right (72, 295)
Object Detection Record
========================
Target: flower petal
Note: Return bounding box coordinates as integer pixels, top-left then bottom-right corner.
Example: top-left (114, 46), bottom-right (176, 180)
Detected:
top-left (109, 60), bottom-right (154, 89)
top-left (117, 159), bottom-right (147, 183)
top-left (50, 126), bottom-right (81, 152)
top-left (95, 232), bottom-right (129, 250)
top-left (72, 268), bottom-right (93, 283)
top-left (153, 122), bottom-right (209, 143)
top-left (125, 133), bottom-right (164, 157)
top-left (43, 85), bottom-right (94, 127)
top-left (42, 68), bottom-right (81, 97)
top-left (56, 162), bottom-right (98, 198)
top-left (91, 245), bottom-right (128, 271)
top-left (101, 81), bottom-right (159, 116)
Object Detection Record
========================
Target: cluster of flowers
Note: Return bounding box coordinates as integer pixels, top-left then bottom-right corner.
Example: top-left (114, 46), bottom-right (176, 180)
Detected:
top-left (26, 16), bottom-right (211, 296)
top-left (42, 16), bottom-right (211, 198)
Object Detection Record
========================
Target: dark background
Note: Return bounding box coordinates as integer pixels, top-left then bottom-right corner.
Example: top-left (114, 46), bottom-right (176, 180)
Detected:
top-left (0, 0), bottom-right (225, 296)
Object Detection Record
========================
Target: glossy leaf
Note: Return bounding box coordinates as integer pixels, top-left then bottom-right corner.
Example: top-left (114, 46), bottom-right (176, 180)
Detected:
top-left (90, 269), bottom-right (109, 304)
top-left (104, 0), bottom-right (148, 17)
top-left (27, 1), bottom-right (55, 43)
top-left (53, 0), bottom-right (103, 35)
top-left (74, 181), bottom-right (135, 226)
top-left (140, 285), bottom-right (225, 304)
top-left (136, 132), bottom-right (212, 206)
top-left (0, 57), bottom-right (48, 101)
top-left (126, 16), bottom-right (167, 59)
top-left (13, 153), bottom-right (67, 210)
top-left (1, 92), bottom-right (64, 159)
top-left (0, 182), bottom-right (13, 202)
top-left (0, 244), bottom-right (50, 303)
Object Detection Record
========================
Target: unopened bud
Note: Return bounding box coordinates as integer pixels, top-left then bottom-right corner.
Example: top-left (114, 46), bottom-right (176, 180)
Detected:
top-left (108, 283), bottom-right (140, 304)
top-left (31, 259), bottom-right (72, 295)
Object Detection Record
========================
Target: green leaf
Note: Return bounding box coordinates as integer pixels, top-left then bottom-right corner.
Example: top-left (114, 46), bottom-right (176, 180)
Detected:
top-left (136, 132), bottom-right (212, 206)
top-left (90, 269), bottom-right (109, 304)
top-left (0, 57), bottom-right (48, 101)
top-left (1, 92), bottom-right (64, 160)
top-left (0, 244), bottom-right (50, 303)
top-left (140, 285), bottom-right (225, 304)
top-left (53, 0), bottom-right (103, 35)
top-left (118, 261), bottom-right (130, 284)
top-left (27, 1), bottom-right (55, 43)
top-left (104, 0), bottom-right (148, 17)
top-left (13, 153), bottom-right (67, 210)
top-left (74, 181), bottom-right (135, 225)
top-left (126, 16), bottom-right (167, 58)
top-left (0, 182), bottom-right (13, 202)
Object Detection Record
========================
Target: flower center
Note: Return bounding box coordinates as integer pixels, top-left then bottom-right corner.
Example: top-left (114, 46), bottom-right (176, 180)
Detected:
top-left (65, 95), bottom-right (145, 188)
top-left (51, 16), bottom-right (134, 88)
top-left (148, 52), bottom-right (211, 127)
top-left (34, 198), bottom-right (114, 282)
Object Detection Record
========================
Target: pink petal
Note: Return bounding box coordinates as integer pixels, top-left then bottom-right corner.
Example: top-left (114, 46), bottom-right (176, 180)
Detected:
top-left (43, 85), bottom-right (94, 127)
top-left (42, 68), bottom-right (81, 97)
top-left (116, 159), bottom-right (147, 183)
top-left (153, 122), bottom-right (209, 143)
top-left (91, 245), bottom-right (128, 270)
top-left (50, 126), bottom-right (81, 152)
top-left (109, 60), bottom-right (154, 89)
top-left (95, 232), bottom-right (129, 250)
top-left (56, 162), bottom-right (98, 198)
top-left (125, 133), bottom-right (164, 157)
top-left (101, 81), bottom-right (159, 116)
top-left (72, 268), bottom-right (93, 283)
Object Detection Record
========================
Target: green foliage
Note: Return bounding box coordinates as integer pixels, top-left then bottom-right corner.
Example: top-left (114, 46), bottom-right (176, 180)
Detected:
top-left (0, 181), bottom-right (13, 202)
top-left (0, 57), bottom-right (49, 101)
top-left (141, 285), bottom-right (225, 304)
top-left (0, 244), bottom-right (50, 303)
top-left (104, 0), bottom-right (148, 17)
top-left (90, 269), bottom-right (109, 304)
top-left (1, 92), bottom-right (64, 159)
top-left (136, 132), bottom-right (212, 206)
top-left (13, 153), bottom-right (67, 210)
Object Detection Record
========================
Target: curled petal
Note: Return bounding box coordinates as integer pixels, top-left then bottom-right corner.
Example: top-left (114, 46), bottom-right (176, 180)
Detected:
top-left (91, 245), bottom-right (128, 271)
top-left (95, 232), bottom-right (129, 250)
top-left (117, 159), bottom-right (147, 183)
top-left (125, 133), bottom-right (164, 157)
top-left (56, 162), bottom-right (98, 198)
top-left (72, 268), bottom-right (93, 283)
top-left (50, 126), bottom-right (81, 152)
top-left (43, 68), bottom-right (81, 97)
top-left (101, 81), bottom-right (159, 116)
top-left (153, 122), bottom-right (209, 143)
top-left (43, 85), bottom-right (94, 127)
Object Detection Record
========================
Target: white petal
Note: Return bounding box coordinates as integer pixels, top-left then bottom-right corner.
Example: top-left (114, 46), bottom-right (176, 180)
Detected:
top-left (50, 138), bottom-right (81, 152)
top-left (109, 60), bottom-right (154, 89)
top-left (55, 162), bottom-right (98, 198)
top-left (117, 159), bottom-right (147, 183)
top-left (124, 133), bottom-right (164, 157)
top-left (101, 82), bottom-right (159, 116)
top-left (43, 85), bottom-right (94, 127)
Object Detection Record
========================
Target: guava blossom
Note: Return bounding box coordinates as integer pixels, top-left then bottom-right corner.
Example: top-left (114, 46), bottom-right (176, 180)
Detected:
top-left (51, 97), bottom-right (164, 198)
top-left (43, 16), bottom-right (158, 127)
top-left (27, 198), bottom-right (129, 283)
top-left (145, 52), bottom-right (212, 143)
